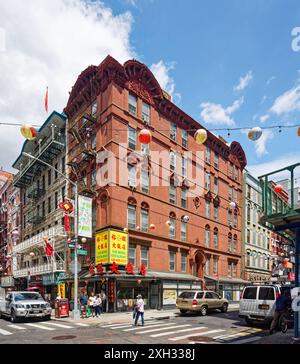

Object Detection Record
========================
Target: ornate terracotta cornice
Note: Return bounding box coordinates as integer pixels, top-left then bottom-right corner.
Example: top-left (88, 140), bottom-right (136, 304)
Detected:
top-left (64, 55), bottom-right (247, 170)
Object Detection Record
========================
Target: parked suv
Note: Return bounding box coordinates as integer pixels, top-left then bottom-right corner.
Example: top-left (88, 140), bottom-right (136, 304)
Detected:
top-left (239, 284), bottom-right (284, 325)
top-left (176, 290), bottom-right (229, 316)
top-left (0, 291), bottom-right (52, 323)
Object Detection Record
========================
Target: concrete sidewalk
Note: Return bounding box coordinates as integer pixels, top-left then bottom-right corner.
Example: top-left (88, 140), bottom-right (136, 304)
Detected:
top-left (52, 308), bottom-right (178, 325)
top-left (51, 303), bottom-right (239, 325)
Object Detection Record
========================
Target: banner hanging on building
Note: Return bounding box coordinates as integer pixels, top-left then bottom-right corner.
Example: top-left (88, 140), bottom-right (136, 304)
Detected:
top-left (78, 195), bottom-right (92, 238)
top-left (95, 229), bottom-right (128, 266)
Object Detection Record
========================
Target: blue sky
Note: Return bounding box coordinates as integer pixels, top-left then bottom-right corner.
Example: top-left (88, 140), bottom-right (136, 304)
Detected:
top-left (103, 0), bottom-right (300, 178)
top-left (0, 0), bottom-right (299, 180)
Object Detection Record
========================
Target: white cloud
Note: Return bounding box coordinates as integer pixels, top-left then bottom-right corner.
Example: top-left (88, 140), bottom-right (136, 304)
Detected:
top-left (259, 114), bottom-right (270, 123)
top-left (0, 0), bottom-right (134, 172)
top-left (254, 129), bottom-right (274, 157)
top-left (248, 153), bottom-right (300, 180)
top-left (200, 97), bottom-right (244, 126)
top-left (260, 95), bottom-right (267, 105)
top-left (266, 76), bottom-right (276, 86)
top-left (270, 83), bottom-right (300, 115)
top-left (234, 70), bottom-right (253, 91)
top-left (150, 60), bottom-right (181, 103)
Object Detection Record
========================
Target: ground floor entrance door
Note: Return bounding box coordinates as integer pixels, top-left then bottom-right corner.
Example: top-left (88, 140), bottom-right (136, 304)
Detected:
top-left (149, 281), bottom-right (161, 309)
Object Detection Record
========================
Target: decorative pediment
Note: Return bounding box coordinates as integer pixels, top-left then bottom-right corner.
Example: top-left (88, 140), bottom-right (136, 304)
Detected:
top-left (204, 191), bottom-right (213, 202)
top-left (213, 195), bottom-right (220, 207)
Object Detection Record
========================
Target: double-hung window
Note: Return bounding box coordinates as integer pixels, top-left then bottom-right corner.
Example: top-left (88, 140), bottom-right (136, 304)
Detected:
top-left (142, 102), bottom-right (150, 124)
top-left (128, 93), bottom-right (137, 115)
top-left (128, 126), bottom-right (136, 150)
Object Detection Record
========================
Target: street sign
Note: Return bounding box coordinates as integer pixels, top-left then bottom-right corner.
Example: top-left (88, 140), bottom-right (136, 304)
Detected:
top-left (71, 250), bottom-right (87, 257)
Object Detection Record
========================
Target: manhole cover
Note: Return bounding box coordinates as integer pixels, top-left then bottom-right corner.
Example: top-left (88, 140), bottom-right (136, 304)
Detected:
top-left (188, 336), bottom-right (214, 342)
top-left (52, 335), bottom-right (76, 341)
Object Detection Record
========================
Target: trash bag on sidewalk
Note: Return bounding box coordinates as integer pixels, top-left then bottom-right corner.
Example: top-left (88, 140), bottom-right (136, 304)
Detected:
top-left (87, 306), bottom-right (91, 317)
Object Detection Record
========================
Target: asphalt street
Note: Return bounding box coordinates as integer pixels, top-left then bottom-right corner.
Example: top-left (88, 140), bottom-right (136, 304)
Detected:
top-left (0, 309), bottom-right (281, 344)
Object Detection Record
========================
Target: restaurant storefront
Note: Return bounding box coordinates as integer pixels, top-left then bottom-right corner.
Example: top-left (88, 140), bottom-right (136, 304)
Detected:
top-left (63, 270), bottom-right (203, 312)
top-left (204, 275), bottom-right (248, 302)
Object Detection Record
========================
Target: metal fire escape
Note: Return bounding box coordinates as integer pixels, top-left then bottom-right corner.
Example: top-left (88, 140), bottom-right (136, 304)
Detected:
top-left (68, 112), bottom-right (97, 197)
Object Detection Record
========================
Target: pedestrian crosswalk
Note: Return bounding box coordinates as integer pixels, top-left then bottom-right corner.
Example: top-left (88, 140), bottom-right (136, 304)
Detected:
top-left (0, 320), bottom-right (91, 336)
top-left (0, 319), bottom-right (266, 344)
top-left (100, 321), bottom-right (265, 344)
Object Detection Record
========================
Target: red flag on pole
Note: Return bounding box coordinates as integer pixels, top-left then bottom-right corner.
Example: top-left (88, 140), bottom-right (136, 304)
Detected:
top-left (44, 238), bottom-right (53, 256)
top-left (44, 86), bottom-right (48, 113)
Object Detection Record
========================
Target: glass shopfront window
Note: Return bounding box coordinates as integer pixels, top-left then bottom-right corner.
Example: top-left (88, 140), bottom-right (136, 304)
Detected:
top-left (116, 281), bottom-right (149, 312)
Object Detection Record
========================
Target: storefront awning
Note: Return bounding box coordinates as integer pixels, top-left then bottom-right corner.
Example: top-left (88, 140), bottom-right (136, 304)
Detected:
top-left (64, 270), bottom-right (201, 282)
top-left (204, 275), bottom-right (248, 285)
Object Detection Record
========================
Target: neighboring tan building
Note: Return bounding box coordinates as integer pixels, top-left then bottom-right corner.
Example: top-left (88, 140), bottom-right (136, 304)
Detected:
top-left (63, 55), bottom-right (247, 311)
top-left (241, 170), bottom-right (273, 282)
top-left (11, 111), bottom-right (67, 302)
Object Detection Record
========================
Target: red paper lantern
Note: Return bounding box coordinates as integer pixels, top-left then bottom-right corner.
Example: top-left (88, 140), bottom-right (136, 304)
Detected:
top-left (20, 124), bottom-right (37, 140)
top-left (138, 129), bottom-right (152, 144)
top-left (274, 184), bottom-right (283, 194)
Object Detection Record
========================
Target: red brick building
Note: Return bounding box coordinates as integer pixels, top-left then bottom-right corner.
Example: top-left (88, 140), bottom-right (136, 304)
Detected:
top-left (64, 56), bottom-right (247, 310)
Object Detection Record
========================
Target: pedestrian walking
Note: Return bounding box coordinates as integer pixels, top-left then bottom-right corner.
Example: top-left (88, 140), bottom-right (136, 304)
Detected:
top-left (95, 294), bottom-right (102, 317)
top-left (134, 294), bottom-right (145, 326)
top-left (100, 290), bottom-right (107, 313)
top-left (79, 291), bottom-right (88, 318)
top-left (269, 290), bottom-right (292, 334)
top-left (88, 292), bottom-right (96, 317)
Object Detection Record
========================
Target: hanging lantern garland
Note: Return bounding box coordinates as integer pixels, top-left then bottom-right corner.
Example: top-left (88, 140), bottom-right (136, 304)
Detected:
top-left (274, 184), bottom-right (283, 194)
top-left (248, 127), bottom-right (262, 141)
top-left (20, 124), bottom-right (38, 140)
top-left (138, 129), bottom-right (152, 144)
top-left (194, 129), bottom-right (207, 144)
top-left (58, 200), bottom-right (74, 233)
top-left (229, 201), bottom-right (236, 210)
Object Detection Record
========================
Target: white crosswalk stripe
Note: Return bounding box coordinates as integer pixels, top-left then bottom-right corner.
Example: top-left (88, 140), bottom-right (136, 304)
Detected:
top-left (24, 323), bottom-right (55, 331)
top-left (110, 324), bottom-right (135, 329)
top-left (169, 329), bottom-right (225, 341)
top-left (7, 324), bottom-right (27, 330)
top-left (137, 324), bottom-right (191, 335)
top-left (0, 328), bottom-right (13, 335)
top-left (43, 322), bottom-right (74, 329)
top-left (123, 323), bottom-right (175, 332)
top-left (151, 326), bottom-right (208, 338)
top-left (101, 323), bottom-right (132, 328)
top-left (74, 323), bottom-right (89, 327)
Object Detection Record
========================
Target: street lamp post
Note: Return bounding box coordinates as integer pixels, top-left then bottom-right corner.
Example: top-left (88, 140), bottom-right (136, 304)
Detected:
top-left (22, 152), bottom-right (80, 320)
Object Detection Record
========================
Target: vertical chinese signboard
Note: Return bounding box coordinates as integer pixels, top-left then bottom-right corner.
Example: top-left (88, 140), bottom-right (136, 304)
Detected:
top-left (95, 229), bottom-right (128, 266)
top-left (58, 283), bottom-right (65, 298)
top-left (78, 195), bottom-right (92, 238)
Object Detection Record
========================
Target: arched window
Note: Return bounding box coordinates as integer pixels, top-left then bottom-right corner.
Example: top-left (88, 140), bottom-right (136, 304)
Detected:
top-left (233, 234), bottom-right (237, 254)
top-left (205, 225), bottom-right (210, 247)
top-left (246, 251), bottom-right (251, 266)
top-left (267, 256), bottom-right (270, 270)
top-left (127, 198), bottom-right (137, 229)
top-left (257, 253), bottom-right (261, 268)
top-left (228, 233), bottom-right (232, 253)
top-left (169, 212), bottom-right (176, 238)
top-left (213, 228), bottom-right (218, 248)
top-left (252, 251), bottom-right (257, 267)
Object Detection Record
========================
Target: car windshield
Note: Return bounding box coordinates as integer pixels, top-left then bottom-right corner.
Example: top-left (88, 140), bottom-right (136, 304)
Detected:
top-left (14, 293), bottom-right (43, 301)
top-left (179, 292), bottom-right (196, 299)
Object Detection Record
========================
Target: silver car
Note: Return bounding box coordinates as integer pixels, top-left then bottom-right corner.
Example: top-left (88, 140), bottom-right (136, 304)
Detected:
top-left (0, 291), bottom-right (52, 323)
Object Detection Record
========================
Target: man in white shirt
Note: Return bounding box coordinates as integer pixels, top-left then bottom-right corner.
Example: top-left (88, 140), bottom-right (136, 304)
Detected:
top-left (134, 294), bottom-right (145, 326)
top-left (88, 292), bottom-right (96, 317)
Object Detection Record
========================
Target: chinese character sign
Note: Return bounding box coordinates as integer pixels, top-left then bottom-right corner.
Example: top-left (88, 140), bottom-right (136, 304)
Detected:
top-left (109, 230), bottom-right (128, 265)
top-left (95, 231), bottom-right (109, 265)
top-left (58, 283), bottom-right (65, 298)
top-left (78, 195), bottom-right (92, 238)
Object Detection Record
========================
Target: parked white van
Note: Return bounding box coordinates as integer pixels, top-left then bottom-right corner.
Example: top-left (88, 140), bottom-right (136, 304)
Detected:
top-left (239, 285), bottom-right (282, 325)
